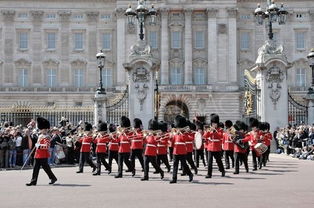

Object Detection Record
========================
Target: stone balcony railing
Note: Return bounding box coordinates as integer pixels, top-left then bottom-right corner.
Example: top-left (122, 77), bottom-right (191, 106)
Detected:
top-left (0, 87), bottom-right (118, 93)
top-left (159, 84), bottom-right (240, 92)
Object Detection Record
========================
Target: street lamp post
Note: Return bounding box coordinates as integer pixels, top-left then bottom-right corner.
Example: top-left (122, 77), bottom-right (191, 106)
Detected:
top-left (254, 0), bottom-right (288, 41)
top-left (307, 48), bottom-right (314, 94)
top-left (96, 50), bottom-right (106, 94)
top-left (125, 0), bottom-right (157, 41)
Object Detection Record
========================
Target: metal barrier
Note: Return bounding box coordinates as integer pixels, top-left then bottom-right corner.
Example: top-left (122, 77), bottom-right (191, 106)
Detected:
top-left (288, 93), bottom-right (308, 125)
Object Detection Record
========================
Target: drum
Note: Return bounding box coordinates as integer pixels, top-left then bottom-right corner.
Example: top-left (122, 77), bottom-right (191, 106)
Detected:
top-left (194, 132), bottom-right (203, 150)
top-left (254, 143), bottom-right (268, 156)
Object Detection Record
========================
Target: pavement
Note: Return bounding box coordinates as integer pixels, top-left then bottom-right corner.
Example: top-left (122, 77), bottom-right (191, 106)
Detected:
top-left (0, 154), bottom-right (313, 208)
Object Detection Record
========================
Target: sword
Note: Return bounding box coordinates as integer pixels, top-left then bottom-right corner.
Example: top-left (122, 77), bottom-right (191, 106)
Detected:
top-left (20, 146), bottom-right (36, 171)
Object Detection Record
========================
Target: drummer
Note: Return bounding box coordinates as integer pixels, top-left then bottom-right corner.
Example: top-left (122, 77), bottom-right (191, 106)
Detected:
top-left (194, 121), bottom-right (206, 168)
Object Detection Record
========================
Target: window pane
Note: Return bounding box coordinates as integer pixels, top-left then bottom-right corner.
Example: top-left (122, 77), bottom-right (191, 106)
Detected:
top-left (74, 69), bottom-right (84, 87)
top-left (296, 68), bottom-right (306, 87)
top-left (170, 66), bottom-right (182, 85)
top-left (74, 33), bottom-right (83, 49)
top-left (296, 32), bottom-right (305, 49)
top-left (171, 31), bottom-right (181, 49)
top-left (18, 69), bottom-right (28, 87)
top-left (102, 33), bottom-right (111, 50)
top-left (195, 31), bottom-right (204, 49)
top-left (47, 69), bottom-right (57, 87)
top-left (101, 68), bottom-right (112, 88)
top-left (47, 33), bottom-right (56, 49)
top-left (19, 32), bottom-right (28, 49)
top-left (149, 31), bottom-right (158, 49)
top-left (240, 32), bottom-right (250, 50)
top-left (194, 68), bottom-right (205, 85)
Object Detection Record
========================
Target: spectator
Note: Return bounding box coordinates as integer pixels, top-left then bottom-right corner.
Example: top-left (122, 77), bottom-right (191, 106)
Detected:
top-left (8, 134), bottom-right (17, 168)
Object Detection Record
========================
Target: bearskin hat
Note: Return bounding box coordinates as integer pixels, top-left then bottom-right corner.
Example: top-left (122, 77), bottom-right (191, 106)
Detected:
top-left (97, 122), bottom-right (107, 132)
top-left (265, 122), bottom-right (270, 131)
top-left (195, 121), bottom-right (204, 131)
top-left (210, 113), bottom-right (220, 124)
top-left (225, 120), bottom-right (233, 129)
top-left (133, 118), bottom-right (142, 129)
top-left (37, 117), bottom-right (50, 130)
top-left (108, 124), bottom-right (116, 133)
top-left (219, 122), bottom-right (224, 129)
top-left (234, 120), bottom-right (246, 131)
top-left (174, 115), bottom-right (187, 128)
top-left (249, 117), bottom-right (259, 128)
top-left (84, 122), bottom-right (93, 131)
top-left (120, 116), bottom-right (131, 128)
top-left (159, 121), bottom-right (168, 133)
top-left (148, 119), bottom-right (159, 131)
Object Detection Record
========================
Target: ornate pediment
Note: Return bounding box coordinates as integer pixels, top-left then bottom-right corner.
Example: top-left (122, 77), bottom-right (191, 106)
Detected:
top-left (14, 58), bottom-right (31, 66)
top-left (71, 58), bottom-right (87, 66)
top-left (43, 58), bottom-right (60, 66)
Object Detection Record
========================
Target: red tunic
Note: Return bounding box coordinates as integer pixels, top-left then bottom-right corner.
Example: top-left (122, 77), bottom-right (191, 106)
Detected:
top-left (263, 132), bottom-right (272, 146)
top-left (246, 130), bottom-right (263, 150)
top-left (172, 134), bottom-right (187, 155)
top-left (108, 136), bottom-right (119, 151)
top-left (34, 135), bottom-right (50, 159)
top-left (203, 128), bottom-right (223, 152)
top-left (130, 134), bottom-right (144, 150)
top-left (222, 132), bottom-right (234, 151)
top-left (118, 134), bottom-right (131, 153)
top-left (144, 135), bottom-right (158, 156)
top-left (185, 132), bottom-right (194, 153)
top-left (79, 136), bottom-right (93, 152)
top-left (234, 132), bottom-right (250, 153)
top-left (157, 136), bottom-right (168, 155)
top-left (94, 136), bottom-right (109, 153)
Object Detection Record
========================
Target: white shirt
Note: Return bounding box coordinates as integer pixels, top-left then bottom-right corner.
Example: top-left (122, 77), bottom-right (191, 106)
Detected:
top-left (15, 136), bottom-right (23, 147)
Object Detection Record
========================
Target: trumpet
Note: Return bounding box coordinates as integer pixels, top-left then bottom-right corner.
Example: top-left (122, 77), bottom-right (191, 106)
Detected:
top-left (227, 126), bottom-right (237, 136)
top-left (204, 125), bottom-right (217, 133)
top-left (142, 130), bottom-right (162, 137)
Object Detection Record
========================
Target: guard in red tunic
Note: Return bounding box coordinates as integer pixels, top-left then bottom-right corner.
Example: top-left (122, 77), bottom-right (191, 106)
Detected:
top-left (130, 118), bottom-right (144, 176)
top-left (93, 122), bottom-right (110, 175)
top-left (26, 117), bottom-right (57, 186)
top-left (76, 123), bottom-right (96, 173)
top-left (183, 122), bottom-right (197, 175)
top-left (156, 122), bottom-right (171, 173)
top-left (246, 118), bottom-right (263, 171)
top-left (141, 119), bottom-right (164, 181)
top-left (223, 120), bottom-right (235, 169)
top-left (107, 124), bottom-right (119, 174)
top-left (115, 116), bottom-right (133, 178)
top-left (262, 122), bottom-right (272, 166)
top-left (169, 115), bottom-right (193, 184)
top-left (194, 122), bottom-right (206, 168)
top-left (233, 121), bottom-right (249, 174)
top-left (203, 114), bottom-right (225, 178)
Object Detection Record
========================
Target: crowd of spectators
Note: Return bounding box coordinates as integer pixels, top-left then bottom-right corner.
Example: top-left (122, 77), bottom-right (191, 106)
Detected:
top-left (274, 124), bottom-right (314, 160)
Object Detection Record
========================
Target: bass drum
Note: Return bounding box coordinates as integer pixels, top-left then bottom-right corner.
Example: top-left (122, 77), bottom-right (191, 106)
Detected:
top-left (254, 143), bottom-right (268, 156)
top-left (194, 132), bottom-right (203, 150)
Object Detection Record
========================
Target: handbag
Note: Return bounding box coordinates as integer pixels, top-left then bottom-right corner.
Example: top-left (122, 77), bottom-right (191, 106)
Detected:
top-left (55, 144), bottom-right (66, 160)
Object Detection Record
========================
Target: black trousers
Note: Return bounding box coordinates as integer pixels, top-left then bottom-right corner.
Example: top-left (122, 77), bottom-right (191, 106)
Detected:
top-left (252, 150), bottom-right (263, 170)
top-left (30, 158), bottom-right (57, 184)
top-left (66, 147), bottom-right (75, 164)
top-left (96, 153), bottom-right (110, 174)
top-left (143, 155), bottom-right (163, 179)
top-left (234, 152), bottom-right (248, 173)
top-left (157, 154), bottom-right (171, 171)
top-left (130, 149), bottom-right (144, 171)
top-left (195, 149), bottom-right (206, 167)
top-left (224, 150), bottom-right (234, 168)
top-left (262, 146), bottom-right (270, 166)
top-left (205, 150), bottom-right (209, 163)
top-left (172, 154), bottom-right (192, 182)
top-left (117, 152), bottom-right (132, 177)
top-left (185, 152), bottom-right (197, 172)
top-left (207, 151), bottom-right (225, 177)
top-left (169, 147), bottom-right (174, 161)
top-left (108, 150), bottom-right (118, 171)
top-left (79, 152), bottom-right (96, 172)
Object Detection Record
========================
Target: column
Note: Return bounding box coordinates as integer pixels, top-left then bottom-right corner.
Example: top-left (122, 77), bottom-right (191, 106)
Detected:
top-left (160, 9), bottom-right (169, 85)
top-left (1, 10), bottom-right (15, 85)
top-left (207, 8), bottom-right (218, 84)
top-left (58, 11), bottom-right (71, 86)
top-left (227, 8), bottom-right (237, 83)
top-left (184, 9), bottom-right (193, 85)
top-left (115, 8), bottom-right (126, 86)
top-left (310, 11), bottom-right (314, 53)
top-left (30, 10), bottom-right (44, 86)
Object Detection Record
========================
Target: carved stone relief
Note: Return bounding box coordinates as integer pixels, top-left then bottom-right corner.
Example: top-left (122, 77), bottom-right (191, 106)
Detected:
top-left (135, 83), bottom-right (148, 111)
top-left (265, 66), bottom-right (285, 107)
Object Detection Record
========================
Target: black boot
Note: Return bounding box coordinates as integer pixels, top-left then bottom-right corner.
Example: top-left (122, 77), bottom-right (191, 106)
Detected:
top-left (49, 178), bottom-right (57, 185)
top-left (26, 182), bottom-right (36, 186)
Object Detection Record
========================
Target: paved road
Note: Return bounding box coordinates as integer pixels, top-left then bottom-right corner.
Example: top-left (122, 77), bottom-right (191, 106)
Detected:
top-left (0, 154), bottom-right (313, 208)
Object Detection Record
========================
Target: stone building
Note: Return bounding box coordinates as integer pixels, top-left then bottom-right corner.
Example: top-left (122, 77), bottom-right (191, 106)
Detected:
top-left (0, 0), bottom-right (313, 124)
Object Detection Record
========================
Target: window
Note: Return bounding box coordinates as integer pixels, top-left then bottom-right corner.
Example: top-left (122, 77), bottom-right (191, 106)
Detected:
top-left (100, 14), bottom-right (111, 21)
top-left (240, 32), bottom-right (250, 50)
top-left (19, 32), bottom-right (28, 49)
top-left (18, 13), bottom-right (28, 19)
top-left (102, 33), bottom-right (111, 50)
top-left (47, 69), bottom-right (57, 87)
top-left (195, 31), bottom-right (205, 49)
top-left (74, 33), bottom-right (83, 50)
top-left (170, 65), bottom-right (182, 85)
top-left (74, 69), bottom-right (84, 87)
top-left (194, 68), bottom-right (205, 85)
top-left (171, 31), bottom-right (181, 49)
top-left (18, 69), bottom-right (28, 87)
top-left (101, 68), bottom-right (112, 88)
top-left (296, 32), bottom-right (305, 50)
top-left (73, 14), bottom-right (84, 20)
top-left (149, 31), bottom-right (158, 49)
top-left (47, 32), bottom-right (56, 49)
top-left (46, 14), bottom-right (56, 19)
top-left (296, 68), bottom-right (306, 87)
top-left (240, 14), bottom-right (251, 20)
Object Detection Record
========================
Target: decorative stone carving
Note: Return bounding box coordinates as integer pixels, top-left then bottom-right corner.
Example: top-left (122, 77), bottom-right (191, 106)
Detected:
top-left (256, 40), bottom-right (287, 66)
top-left (127, 23), bottom-right (136, 34)
top-left (14, 58), bottom-right (32, 66)
top-left (115, 8), bottom-right (126, 18)
top-left (71, 58), bottom-right (87, 66)
top-left (1, 10), bottom-right (15, 22)
top-left (227, 8), bottom-right (237, 18)
top-left (30, 10), bottom-right (44, 21)
top-left (135, 83), bottom-right (148, 111)
top-left (86, 11), bottom-right (99, 22)
top-left (218, 24), bottom-right (227, 34)
top-left (265, 66), bottom-right (285, 106)
top-left (43, 58), bottom-right (60, 66)
top-left (206, 8), bottom-right (218, 18)
top-left (58, 10), bottom-right (72, 21)
top-left (130, 41), bottom-right (152, 57)
top-left (132, 67), bottom-right (150, 82)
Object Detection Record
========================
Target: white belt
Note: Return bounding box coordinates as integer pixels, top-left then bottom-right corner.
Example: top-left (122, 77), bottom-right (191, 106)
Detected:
top-left (208, 139), bottom-right (220, 142)
top-left (157, 144), bottom-right (166, 147)
top-left (175, 142), bottom-right (185, 145)
top-left (97, 143), bottom-right (107, 146)
top-left (120, 141), bottom-right (129, 144)
top-left (226, 141), bottom-right (233, 143)
top-left (110, 143), bottom-right (119, 145)
top-left (186, 142), bottom-right (193, 144)
top-left (82, 143), bottom-right (90, 145)
top-left (132, 140), bottom-right (142, 142)
top-left (40, 144), bottom-right (48, 147)
top-left (146, 144), bottom-right (156, 147)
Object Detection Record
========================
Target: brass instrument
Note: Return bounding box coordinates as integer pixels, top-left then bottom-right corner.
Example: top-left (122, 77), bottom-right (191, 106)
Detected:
top-left (204, 125), bottom-right (217, 133)
top-left (142, 129), bottom-right (162, 137)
